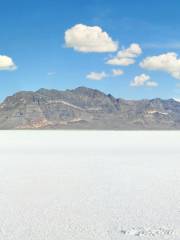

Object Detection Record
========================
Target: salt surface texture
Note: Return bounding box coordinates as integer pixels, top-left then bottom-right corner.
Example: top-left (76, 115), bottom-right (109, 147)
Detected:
top-left (0, 131), bottom-right (180, 240)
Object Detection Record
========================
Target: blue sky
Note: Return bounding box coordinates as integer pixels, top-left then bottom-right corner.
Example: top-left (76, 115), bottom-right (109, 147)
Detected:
top-left (1, 0), bottom-right (180, 101)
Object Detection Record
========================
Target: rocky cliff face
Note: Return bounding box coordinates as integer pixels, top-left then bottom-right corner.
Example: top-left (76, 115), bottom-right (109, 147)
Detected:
top-left (0, 87), bottom-right (180, 129)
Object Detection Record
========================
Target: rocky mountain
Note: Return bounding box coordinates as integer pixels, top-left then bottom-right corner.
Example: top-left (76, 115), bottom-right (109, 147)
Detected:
top-left (0, 86), bottom-right (180, 129)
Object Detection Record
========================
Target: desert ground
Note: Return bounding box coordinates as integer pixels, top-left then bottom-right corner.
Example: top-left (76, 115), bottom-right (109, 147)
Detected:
top-left (0, 131), bottom-right (179, 240)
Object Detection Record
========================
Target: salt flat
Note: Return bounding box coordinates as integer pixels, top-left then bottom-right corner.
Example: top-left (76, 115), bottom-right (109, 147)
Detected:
top-left (0, 131), bottom-right (180, 240)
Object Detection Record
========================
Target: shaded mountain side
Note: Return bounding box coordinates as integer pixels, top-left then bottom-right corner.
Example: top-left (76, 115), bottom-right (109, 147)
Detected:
top-left (0, 87), bottom-right (180, 129)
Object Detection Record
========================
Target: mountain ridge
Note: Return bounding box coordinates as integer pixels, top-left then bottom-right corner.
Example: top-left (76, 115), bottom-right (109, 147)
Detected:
top-left (0, 86), bottom-right (180, 129)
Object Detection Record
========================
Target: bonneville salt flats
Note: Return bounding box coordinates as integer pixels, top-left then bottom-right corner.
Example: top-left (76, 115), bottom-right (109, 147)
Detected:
top-left (0, 131), bottom-right (180, 240)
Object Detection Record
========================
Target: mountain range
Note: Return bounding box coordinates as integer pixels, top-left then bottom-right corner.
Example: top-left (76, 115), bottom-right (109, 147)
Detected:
top-left (0, 87), bottom-right (180, 129)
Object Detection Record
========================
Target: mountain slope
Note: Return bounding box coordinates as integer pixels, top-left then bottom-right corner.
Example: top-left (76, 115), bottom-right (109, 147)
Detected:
top-left (0, 87), bottom-right (180, 129)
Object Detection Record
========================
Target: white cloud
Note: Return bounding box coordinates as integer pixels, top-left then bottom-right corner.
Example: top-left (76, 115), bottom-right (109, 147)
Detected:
top-left (131, 74), bottom-right (150, 86)
top-left (117, 43), bottom-right (142, 58)
top-left (65, 24), bottom-right (118, 53)
top-left (108, 57), bottom-right (135, 66)
top-left (112, 69), bottom-right (124, 76)
top-left (140, 52), bottom-right (180, 79)
top-left (86, 71), bottom-right (107, 80)
top-left (130, 74), bottom-right (158, 87)
top-left (0, 55), bottom-right (17, 71)
top-left (146, 81), bottom-right (158, 87)
top-left (106, 43), bottom-right (142, 66)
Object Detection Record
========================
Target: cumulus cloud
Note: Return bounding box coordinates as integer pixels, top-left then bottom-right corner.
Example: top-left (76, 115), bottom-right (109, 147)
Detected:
top-left (0, 55), bottom-right (17, 71)
top-left (131, 74), bottom-right (150, 86)
top-left (140, 52), bottom-right (180, 79)
top-left (117, 43), bottom-right (142, 58)
top-left (130, 74), bottom-right (158, 87)
top-left (86, 71), bottom-right (107, 80)
top-left (108, 57), bottom-right (135, 66)
top-left (112, 69), bottom-right (124, 76)
top-left (106, 43), bottom-right (142, 66)
top-left (65, 24), bottom-right (118, 53)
